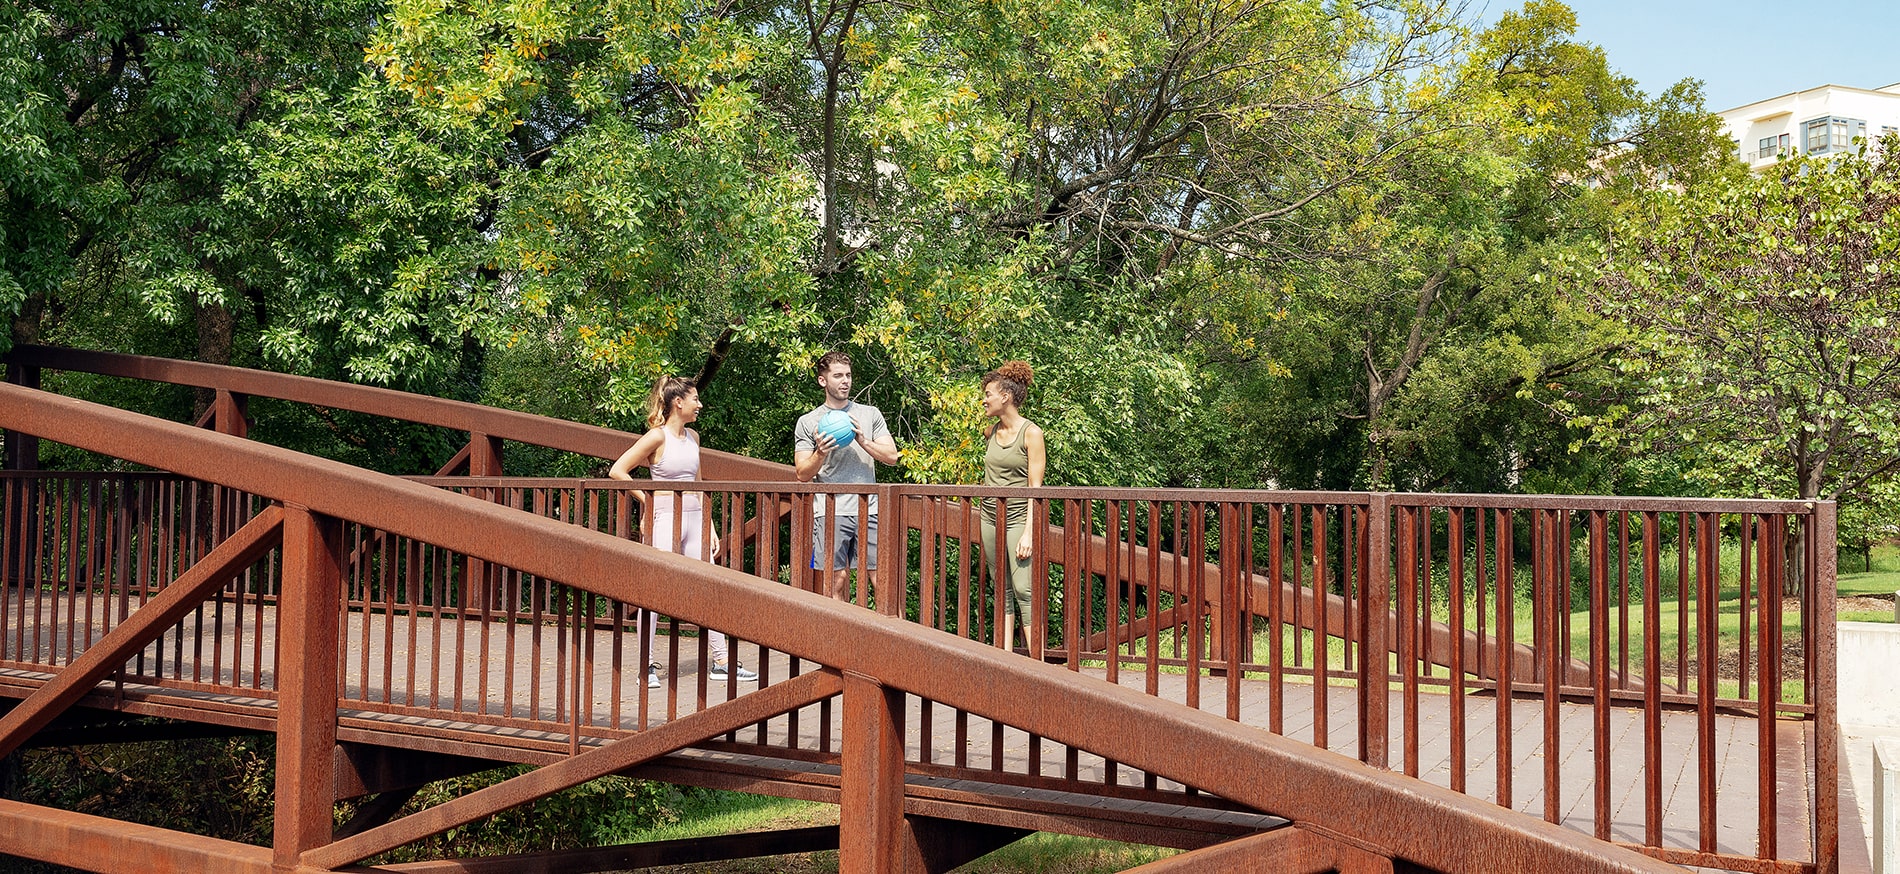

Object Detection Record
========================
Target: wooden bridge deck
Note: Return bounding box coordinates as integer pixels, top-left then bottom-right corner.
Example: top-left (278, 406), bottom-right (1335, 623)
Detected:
top-left (0, 593), bottom-right (1822, 864)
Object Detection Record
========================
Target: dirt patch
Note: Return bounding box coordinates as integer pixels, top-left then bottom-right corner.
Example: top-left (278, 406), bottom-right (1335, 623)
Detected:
top-left (1675, 595), bottom-right (1889, 684)
top-left (1840, 593), bottom-right (1895, 614)
top-left (1699, 638), bottom-right (1808, 686)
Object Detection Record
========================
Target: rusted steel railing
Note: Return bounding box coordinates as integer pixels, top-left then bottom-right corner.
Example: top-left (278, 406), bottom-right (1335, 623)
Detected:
top-left (0, 379), bottom-right (1698, 874)
top-left (1, 465), bottom-right (1835, 871)
top-left (430, 479), bottom-right (1837, 872)
top-left (0, 346), bottom-right (1841, 873)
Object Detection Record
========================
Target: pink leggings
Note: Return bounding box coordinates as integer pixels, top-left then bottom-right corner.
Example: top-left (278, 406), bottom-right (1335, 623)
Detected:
top-left (646, 505), bottom-right (728, 664)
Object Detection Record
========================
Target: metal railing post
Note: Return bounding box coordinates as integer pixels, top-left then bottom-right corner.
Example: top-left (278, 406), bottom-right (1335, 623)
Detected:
top-left (275, 504), bottom-right (342, 868)
top-left (840, 671), bottom-right (906, 873)
top-left (1813, 501), bottom-right (1839, 874)
top-left (211, 389), bottom-right (249, 438)
top-left (467, 433), bottom-right (503, 477)
top-left (2, 363), bottom-right (39, 471)
top-left (875, 485), bottom-right (905, 617)
top-left (462, 433), bottom-right (505, 610)
top-left (1359, 493), bottom-right (1390, 769)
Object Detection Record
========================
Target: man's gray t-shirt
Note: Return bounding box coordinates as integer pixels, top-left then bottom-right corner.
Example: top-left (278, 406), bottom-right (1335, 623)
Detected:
top-left (794, 402), bottom-right (889, 517)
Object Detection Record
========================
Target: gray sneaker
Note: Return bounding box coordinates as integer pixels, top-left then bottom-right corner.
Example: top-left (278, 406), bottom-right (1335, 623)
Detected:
top-left (709, 662), bottom-right (757, 681)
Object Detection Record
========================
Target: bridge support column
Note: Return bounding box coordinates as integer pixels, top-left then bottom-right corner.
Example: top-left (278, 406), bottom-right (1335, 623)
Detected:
top-left (275, 506), bottom-right (342, 870)
top-left (840, 671), bottom-right (905, 874)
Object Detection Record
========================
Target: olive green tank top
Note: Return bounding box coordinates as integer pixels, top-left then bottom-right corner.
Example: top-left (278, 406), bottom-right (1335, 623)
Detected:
top-left (981, 422), bottom-right (1031, 523)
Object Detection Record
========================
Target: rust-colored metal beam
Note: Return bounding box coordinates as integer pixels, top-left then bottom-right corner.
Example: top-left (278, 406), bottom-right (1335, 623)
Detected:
top-left (341, 826), bottom-right (841, 873)
top-left (901, 816), bottom-right (1032, 874)
top-left (2, 360), bottom-right (40, 470)
top-left (1121, 825), bottom-right (1390, 873)
top-left (211, 389), bottom-right (249, 438)
top-left (626, 756), bottom-right (1259, 851)
top-left (333, 743), bottom-right (502, 801)
top-left (303, 669), bottom-right (845, 868)
top-left (0, 505), bottom-right (283, 759)
top-left (431, 441), bottom-right (473, 477)
top-left (1813, 501), bottom-right (1839, 874)
top-left (0, 798), bottom-right (279, 874)
top-left (335, 787), bottom-right (424, 840)
top-left (466, 433), bottom-right (502, 477)
top-left (3, 344), bottom-right (788, 480)
top-left (840, 671), bottom-right (907, 873)
top-left (276, 505), bottom-right (344, 868)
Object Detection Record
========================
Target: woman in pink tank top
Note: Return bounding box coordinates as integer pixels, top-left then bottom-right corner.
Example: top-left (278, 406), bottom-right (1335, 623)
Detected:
top-left (610, 376), bottom-right (755, 686)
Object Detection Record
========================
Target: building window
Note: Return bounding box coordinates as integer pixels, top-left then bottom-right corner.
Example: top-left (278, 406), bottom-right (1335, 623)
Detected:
top-left (1754, 134), bottom-right (1794, 160)
top-left (1807, 118), bottom-right (1830, 152)
top-left (1805, 117), bottom-right (1870, 154)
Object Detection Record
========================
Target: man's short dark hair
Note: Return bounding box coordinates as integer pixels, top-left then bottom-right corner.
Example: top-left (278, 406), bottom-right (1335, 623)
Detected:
top-left (816, 350), bottom-right (852, 376)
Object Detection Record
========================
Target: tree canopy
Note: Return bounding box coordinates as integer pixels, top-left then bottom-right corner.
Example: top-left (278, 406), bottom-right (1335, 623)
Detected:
top-left (13, 0), bottom-right (1881, 543)
top-left (1590, 136), bottom-right (1900, 550)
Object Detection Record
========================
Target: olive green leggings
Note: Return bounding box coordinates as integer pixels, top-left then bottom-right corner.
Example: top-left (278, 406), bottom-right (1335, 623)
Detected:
top-left (979, 511), bottom-right (1032, 636)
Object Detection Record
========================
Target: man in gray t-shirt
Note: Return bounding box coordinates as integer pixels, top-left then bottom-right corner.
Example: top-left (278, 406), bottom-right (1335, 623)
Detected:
top-left (794, 351), bottom-right (900, 599)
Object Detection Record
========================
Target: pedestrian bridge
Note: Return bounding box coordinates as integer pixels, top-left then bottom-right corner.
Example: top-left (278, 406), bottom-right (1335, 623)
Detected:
top-left (0, 346), bottom-right (1854, 873)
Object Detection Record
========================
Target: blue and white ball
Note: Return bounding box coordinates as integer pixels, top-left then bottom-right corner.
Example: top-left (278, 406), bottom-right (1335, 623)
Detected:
top-left (818, 409), bottom-right (856, 448)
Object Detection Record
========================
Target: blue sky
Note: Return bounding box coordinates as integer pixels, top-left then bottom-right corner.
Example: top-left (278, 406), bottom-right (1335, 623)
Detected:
top-left (1482, 1), bottom-right (1900, 111)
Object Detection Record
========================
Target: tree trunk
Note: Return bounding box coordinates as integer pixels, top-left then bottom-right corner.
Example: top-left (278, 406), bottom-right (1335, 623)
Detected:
top-left (192, 297), bottom-right (236, 422)
top-left (811, 0), bottom-right (862, 271)
top-left (9, 292), bottom-right (44, 347)
top-left (1358, 265), bottom-right (1450, 490)
top-left (1783, 437), bottom-right (1828, 598)
top-left (695, 324), bottom-right (739, 395)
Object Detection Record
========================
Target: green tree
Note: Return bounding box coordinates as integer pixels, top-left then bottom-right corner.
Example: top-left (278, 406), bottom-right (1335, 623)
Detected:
top-left (1590, 138), bottom-right (1900, 588)
top-left (1203, 1), bottom-right (1732, 492)
top-left (1, 0), bottom-right (375, 376)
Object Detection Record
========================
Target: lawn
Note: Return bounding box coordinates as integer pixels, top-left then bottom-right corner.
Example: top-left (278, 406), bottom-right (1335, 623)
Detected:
top-left (1836, 542), bottom-right (1900, 622)
top-left (1078, 539), bottom-right (1894, 703)
top-left (621, 790), bottom-right (1175, 873)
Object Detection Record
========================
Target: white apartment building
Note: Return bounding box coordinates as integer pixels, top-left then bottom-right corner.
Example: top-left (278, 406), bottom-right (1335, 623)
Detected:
top-left (1717, 82), bottom-right (1900, 169)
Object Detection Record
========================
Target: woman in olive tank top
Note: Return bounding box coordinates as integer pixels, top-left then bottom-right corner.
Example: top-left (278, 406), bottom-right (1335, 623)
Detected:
top-left (978, 361), bottom-right (1046, 650)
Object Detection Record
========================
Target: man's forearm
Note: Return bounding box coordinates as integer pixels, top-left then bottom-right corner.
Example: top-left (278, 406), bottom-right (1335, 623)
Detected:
top-left (865, 439), bottom-right (901, 465)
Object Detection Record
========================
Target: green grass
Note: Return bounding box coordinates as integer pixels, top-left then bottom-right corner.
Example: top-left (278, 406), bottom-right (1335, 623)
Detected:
top-left (620, 790), bottom-right (1177, 873)
top-left (957, 833), bottom-right (1178, 872)
top-left (617, 790), bottom-right (830, 845)
top-left (1078, 538), bottom-right (1900, 701)
top-left (1838, 543), bottom-right (1900, 622)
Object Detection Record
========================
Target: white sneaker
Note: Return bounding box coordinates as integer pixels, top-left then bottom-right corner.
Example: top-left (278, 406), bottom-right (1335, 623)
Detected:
top-left (647, 663), bottom-right (662, 689)
top-left (709, 661), bottom-right (757, 681)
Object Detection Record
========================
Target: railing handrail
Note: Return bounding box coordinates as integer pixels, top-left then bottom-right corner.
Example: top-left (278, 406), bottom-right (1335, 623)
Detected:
top-left (417, 474), bottom-right (1825, 514)
top-left (0, 377), bottom-right (1687, 874)
top-left (2, 344), bottom-right (789, 481)
top-left (7, 345), bottom-right (1826, 516)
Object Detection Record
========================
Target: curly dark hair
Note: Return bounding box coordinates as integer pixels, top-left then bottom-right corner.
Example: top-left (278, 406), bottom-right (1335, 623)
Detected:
top-left (982, 360), bottom-right (1033, 408)
top-left (815, 350), bottom-right (852, 377)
